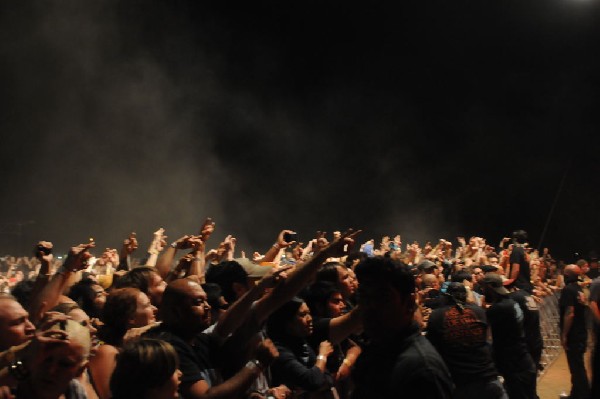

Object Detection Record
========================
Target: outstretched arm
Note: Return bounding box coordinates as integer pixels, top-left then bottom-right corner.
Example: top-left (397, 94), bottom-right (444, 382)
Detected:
top-left (254, 229), bottom-right (361, 325)
top-left (260, 230), bottom-right (296, 263)
top-left (29, 242), bottom-right (95, 325)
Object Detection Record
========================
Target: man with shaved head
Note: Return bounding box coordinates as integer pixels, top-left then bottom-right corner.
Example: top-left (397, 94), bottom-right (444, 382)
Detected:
top-left (559, 264), bottom-right (591, 399)
top-left (147, 278), bottom-right (279, 399)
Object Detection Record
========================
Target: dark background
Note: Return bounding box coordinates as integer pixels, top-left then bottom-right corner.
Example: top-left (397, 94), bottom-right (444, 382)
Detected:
top-left (0, 1), bottom-right (599, 262)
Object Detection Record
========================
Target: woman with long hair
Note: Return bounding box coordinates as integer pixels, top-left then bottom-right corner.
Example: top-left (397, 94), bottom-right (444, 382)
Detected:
top-left (88, 287), bottom-right (157, 399)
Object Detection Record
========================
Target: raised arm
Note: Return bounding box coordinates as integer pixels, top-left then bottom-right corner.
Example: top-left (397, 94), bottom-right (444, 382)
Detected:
top-left (117, 232), bottom-right (138, 271)
top-left (28, 242), bottom-right (53, 309)
top-left (28, 242), bottom-right (95, 325)
top-left (260, 230), bottom-right (296, 264)
top-left (145, 229), bottom-right (166, 267)
top-left (155, 235), bottom-right (194, 279)
top-left (254, 229), bottom-right (361, 325)
top-left (187, 236), bottom-right (207, 283)
top-left (213, 266), bottom-right (291, 339)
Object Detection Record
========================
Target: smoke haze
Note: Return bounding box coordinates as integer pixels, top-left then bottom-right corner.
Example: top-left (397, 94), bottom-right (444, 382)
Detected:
top-left (1, 1), bottom-right (599, 261)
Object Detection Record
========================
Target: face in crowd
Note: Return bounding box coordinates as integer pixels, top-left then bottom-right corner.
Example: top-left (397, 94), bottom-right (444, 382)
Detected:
top-left (28, 320), bottom-right (91, 399)
top-left (0, 297), bottom-right (35, 350)
top-left (287, 302), bottom-right (313, 338)
top-left (336, 265), bottom-right (356, 299)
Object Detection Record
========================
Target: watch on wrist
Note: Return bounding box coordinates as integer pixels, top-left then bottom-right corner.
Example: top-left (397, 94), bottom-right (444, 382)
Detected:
top-left (245, 359), bottom-right (263, 372)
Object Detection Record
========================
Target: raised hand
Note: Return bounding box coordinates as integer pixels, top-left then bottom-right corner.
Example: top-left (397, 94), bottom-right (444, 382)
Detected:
top-left (199, 218), bottom-right (216, 242)
top-left (62, 241), bottom-right (95, 272)
top-left (35, 241), bottom-right (54, 263)
top-left (187, 236), bottom-right (205, 253)
top-left (123, 232), bottom-right (138, 254)
top-left (318, 229), bottom-right (361, 258)
top-left (149, 228), bottom-right (167, 253)
top-left (276, 230), bottom-right (297, 249)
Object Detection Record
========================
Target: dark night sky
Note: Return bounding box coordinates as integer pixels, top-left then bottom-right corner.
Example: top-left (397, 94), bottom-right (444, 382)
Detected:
top-left (0, 1), bottom-right (599, 262)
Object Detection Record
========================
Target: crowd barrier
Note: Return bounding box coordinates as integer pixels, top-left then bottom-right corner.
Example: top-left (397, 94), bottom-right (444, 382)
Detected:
top-left (538, 292), bottom-right (562, 378)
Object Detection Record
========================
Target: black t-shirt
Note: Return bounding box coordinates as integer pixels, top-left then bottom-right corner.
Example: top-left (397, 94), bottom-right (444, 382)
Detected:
top-left (559, 281), bottom-right (588, 344)
top-left (509, 246), bottom-right (534, 293)
top-left (145, 326), bottom-right (222, 387)
top-left (426, 303), bottom-right (498, 385)
top-left (486, 296), bottom-right (535, 373)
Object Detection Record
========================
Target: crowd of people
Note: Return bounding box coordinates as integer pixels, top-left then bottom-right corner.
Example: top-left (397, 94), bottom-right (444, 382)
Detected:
top-left (0, 221), bottom-right (598, 399)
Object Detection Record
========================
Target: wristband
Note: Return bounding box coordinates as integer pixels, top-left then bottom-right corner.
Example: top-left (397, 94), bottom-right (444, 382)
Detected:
top-left (317, 355), bottom-right (326, 362)
top-left (192, 257), bottom-right (203, 262)
top-left (273, 243), bottom-right (280, 249)
top-left (342, 358), bottom-right (352, 367)
top-left (170, 242), bottom-right (178, 249)
top-left (245, 359), bottom-right (263, 371)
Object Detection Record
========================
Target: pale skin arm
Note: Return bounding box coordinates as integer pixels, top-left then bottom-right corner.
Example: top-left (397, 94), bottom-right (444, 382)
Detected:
top-left (29, 242), bottom-right (95, 325)
top-left (155, 235), bottom-right (196, 279)
top-left (186, 237), bottom-right (206, 283)
top-left (145, 229), bottom-right (166, 267)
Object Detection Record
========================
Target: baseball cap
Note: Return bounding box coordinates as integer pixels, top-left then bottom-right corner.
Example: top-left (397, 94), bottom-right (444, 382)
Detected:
top-left (235, 257), bottom-right (273, 279)
top-left (417, 260), bottom-right (437, 272)
top-left (481, 272), bottom-right (509, 295)
top-left (480, 265), bottom-right (499, 273)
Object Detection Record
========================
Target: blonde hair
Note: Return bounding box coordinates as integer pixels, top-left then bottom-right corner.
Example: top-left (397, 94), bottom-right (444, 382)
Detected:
top-left (49, 319), bottom-right (92, 359)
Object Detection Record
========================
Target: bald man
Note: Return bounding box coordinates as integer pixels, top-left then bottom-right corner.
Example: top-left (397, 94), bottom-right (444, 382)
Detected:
top-left (559, 264), bottom-right (591, 399)
top-left (146, 278), bottom-right (278, 399)
top-left (14, 319), bottom-right (91, 399)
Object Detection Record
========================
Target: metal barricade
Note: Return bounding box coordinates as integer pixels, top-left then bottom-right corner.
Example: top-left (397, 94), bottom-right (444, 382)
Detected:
top-left (538, 292), bottom-right (562, 378)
